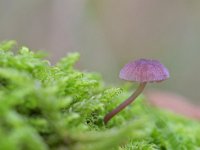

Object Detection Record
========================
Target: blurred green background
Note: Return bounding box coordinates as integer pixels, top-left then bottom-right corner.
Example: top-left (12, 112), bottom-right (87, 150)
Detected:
top-left (0, 0), bottom-right (200, 103)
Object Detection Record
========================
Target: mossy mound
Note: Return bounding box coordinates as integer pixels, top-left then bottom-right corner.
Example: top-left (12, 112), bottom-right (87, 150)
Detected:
top-left (0, 41), bottom-right (199, 150)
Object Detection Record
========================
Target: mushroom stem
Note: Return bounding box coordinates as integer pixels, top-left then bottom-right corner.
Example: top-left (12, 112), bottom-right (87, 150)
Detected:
top-left (104, 82), bottom-right (147, 124)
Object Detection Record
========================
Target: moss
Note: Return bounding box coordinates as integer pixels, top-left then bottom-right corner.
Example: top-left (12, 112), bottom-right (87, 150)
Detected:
top-left (0, 41), bottom-right (199, 150)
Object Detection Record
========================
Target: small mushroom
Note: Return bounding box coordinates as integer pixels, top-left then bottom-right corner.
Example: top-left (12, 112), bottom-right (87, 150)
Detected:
top-left (104, 59), bottom-right (170, 124)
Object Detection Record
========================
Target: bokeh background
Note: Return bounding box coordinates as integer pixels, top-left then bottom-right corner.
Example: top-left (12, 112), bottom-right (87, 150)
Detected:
top-left (1, 0), bottom-right (200, 103)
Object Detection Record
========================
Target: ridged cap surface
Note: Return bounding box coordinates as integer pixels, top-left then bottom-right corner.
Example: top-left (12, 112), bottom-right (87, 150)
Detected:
top-left (119, 59), bottom-right (169, 83)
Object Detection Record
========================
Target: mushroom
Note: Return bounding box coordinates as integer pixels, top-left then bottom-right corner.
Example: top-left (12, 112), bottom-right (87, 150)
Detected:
top-left (104, 59), bottom-right (170, 124)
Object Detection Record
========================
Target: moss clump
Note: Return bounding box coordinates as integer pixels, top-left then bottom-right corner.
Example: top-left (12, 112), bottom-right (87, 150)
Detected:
top-left (0, 41), bottom-right (200, 150)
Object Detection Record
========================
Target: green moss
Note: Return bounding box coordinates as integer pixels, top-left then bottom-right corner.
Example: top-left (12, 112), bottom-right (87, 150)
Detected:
top-left (0, 41), bottom-right (199, 150)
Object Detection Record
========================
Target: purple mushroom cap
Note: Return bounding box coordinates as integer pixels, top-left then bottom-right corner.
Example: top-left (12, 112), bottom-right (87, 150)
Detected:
top-left (119, 59), bottom-right (170, 83)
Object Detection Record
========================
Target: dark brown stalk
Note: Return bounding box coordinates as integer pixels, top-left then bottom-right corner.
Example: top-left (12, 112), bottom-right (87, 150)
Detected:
top-left (104, 82), bottom-right (147, 124)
